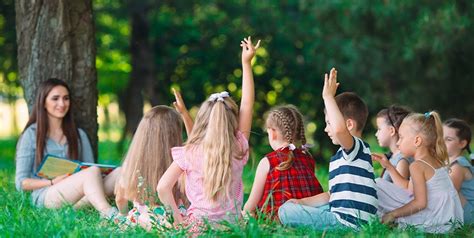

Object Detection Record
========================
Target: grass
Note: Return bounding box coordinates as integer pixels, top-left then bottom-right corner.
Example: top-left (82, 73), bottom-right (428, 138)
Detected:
top-left (1, 138), bottom-right (473, 237)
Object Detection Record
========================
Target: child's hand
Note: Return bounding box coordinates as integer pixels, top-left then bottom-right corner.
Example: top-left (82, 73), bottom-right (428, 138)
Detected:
top-left (241, 210), bottom-right (254, 219)
top-left (241, 36), bottom-right (261, 63)
top-left (172, 88), bottom-right (187, 114)
top-left (322, 68), bottom-right (339, 99)
top-left (381, 212), bottom-right (396, 224)
top-left (286, 198), bottom-right (301, 205)
top-left (372, 153), bottom-right (391, 169)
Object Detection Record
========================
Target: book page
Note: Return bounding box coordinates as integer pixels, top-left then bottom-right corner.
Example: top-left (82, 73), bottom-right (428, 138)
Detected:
top-left (37, 156), bottom-right (79, 179)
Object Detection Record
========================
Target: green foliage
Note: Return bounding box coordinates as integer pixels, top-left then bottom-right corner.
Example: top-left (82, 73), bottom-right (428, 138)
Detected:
top-left (0, 0), bottom-right (20, 100)
top-left (95, 0), bottom-right (131, 98)
top-left (2, 0), bottom-right (474, 161)
top-left (90, 0), bottom-right (474, 162)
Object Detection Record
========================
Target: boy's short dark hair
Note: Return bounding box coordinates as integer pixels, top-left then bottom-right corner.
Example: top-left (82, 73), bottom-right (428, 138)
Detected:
top-left (335, 92), bottom-right (368, 132)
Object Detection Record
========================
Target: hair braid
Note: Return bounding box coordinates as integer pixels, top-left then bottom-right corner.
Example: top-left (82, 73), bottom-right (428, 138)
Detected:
top-left (267, 106), bottom-right (298, 171)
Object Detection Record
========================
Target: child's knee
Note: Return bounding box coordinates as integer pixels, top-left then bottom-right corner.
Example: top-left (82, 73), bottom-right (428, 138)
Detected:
top-left (279, 202), bottom-right (298, 225)
top-left (85, 166), bottom-right (101, 176)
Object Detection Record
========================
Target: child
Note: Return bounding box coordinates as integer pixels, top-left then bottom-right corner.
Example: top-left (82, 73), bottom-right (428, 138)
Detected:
top-left (157, 36), bottom-right (260, 230)
top-left (375, 112), bottom-right (464, 233)
top-left (443, 118), bottom-right (474, 224)
top-left (374, 105), bottom-right (412, 182)
top-left (242, 105), bottom-right (323, 218)
top-left (279, 68), bottom-right (378, 229)
top-left (114, 105), bottom-right (187, 230)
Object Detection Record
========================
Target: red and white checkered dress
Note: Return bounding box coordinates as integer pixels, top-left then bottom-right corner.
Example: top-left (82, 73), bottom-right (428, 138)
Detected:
top-left (257, 147), bottom-right (323, 217)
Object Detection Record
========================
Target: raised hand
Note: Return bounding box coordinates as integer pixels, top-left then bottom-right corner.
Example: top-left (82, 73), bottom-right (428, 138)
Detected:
top-left (241, 36), bottom-right (261, 64)
top-left (322, 68), bottom-right (339, 99)
top-left (172, 88), bottom-right (187, 114)
top-left (172, 88), bottom-right (193, 135)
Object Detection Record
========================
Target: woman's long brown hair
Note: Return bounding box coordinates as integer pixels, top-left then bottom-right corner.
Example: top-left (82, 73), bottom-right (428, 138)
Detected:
top-left (23, 78), bottom-right (80, 167)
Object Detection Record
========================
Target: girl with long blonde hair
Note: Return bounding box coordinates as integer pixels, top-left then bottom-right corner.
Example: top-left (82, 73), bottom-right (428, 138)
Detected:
top-left (115, 105), bottom-right (187, 229)
top-left (157, 36), bottom-right (260, 230)
top-left (374, 111), bottom-right (464, 233)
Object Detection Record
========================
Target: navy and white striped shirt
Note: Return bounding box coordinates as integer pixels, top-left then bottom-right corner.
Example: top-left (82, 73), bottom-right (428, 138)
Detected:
top-left (329, 136), bottom-right (378, 228)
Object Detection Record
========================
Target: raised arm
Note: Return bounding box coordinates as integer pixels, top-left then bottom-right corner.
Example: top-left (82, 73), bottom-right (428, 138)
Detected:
top-left (239, 36), bottom-right (260, 139)
top-left (322, 68), bottom-right (354, 150)
top-left (172, 88), bottom-right (193, 135)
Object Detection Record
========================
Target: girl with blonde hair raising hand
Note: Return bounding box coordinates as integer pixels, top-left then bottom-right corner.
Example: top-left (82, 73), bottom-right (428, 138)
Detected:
top-left (157, 36), bottom-right (260, 232)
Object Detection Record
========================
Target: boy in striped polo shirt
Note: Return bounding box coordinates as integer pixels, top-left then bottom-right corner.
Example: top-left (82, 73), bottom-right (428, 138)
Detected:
top-left (279, 68), bottom-right (378, 229)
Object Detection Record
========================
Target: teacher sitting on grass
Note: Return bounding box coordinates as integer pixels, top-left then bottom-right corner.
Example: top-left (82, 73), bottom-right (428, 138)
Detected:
top-left (15, 78), bottom-right (118, 219)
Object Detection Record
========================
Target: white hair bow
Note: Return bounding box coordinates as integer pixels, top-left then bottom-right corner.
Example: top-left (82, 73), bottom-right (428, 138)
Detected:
top-left (288, 143), bottom-right (296, 151)
top-left (208, 91), bottom-right (230, 102)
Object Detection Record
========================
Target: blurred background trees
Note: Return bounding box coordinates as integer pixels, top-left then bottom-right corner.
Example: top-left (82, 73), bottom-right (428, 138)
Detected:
top-left (1, 0), bottom-right (473, 162)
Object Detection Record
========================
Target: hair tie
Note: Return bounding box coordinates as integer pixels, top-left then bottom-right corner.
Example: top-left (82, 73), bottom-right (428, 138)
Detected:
top-left (288, 143), bottom-right (296, 151)
top-left (301, 143), bottom-right (313, 150)
top-left (424, 111), bottom-right (432, 119)
top-left (208, 91), bottom-right (230, 102)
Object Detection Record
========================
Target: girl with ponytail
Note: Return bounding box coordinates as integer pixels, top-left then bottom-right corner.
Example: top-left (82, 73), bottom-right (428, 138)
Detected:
top-left (242, 105), bottom-right (323, 218)
top-left (157, 37), bottom-right (260, 230)
top-left (375, 111), bottom-right (464, 233)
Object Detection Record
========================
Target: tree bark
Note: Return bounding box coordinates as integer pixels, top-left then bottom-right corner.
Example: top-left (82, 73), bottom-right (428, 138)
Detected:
top-left (118, 0), bottom-right (155, 150)
top-left (15, 0), bottom-right (98, 160)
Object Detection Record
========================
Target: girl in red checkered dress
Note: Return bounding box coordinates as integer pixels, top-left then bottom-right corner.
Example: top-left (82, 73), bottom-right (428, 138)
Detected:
top-left (243, 105), bottom-right (323, 219)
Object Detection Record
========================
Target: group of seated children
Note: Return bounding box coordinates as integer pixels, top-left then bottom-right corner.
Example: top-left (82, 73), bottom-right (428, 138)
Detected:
top-left (16, 36), bottom-right (473, 234)
top-left (112, 37), bottom-right (473, 234)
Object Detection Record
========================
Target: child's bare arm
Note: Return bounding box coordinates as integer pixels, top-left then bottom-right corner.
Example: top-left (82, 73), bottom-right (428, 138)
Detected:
top-left (157, 162), bottom-right (184, 224)
top-left (287, 192), bottom-right (330, 207)
top-left (239, 36), bottom-right (260, 139)
top-left (373, 153), bottom-right (409, 188)
top-left (449, 163), bottom-right (466, 192)
top-left (322, 68), bottom-right (354, 150)
top-left (172, 88), bottom-right (193, 135)
top-left (382, 162), bottom-right (427, 223)
top-left (396, 159), bottom-right (410, 179)
top-left (242, 157), bottom-right (270, 215)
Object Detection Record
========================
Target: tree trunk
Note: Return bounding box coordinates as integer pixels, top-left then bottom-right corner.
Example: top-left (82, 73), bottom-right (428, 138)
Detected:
top-left (15, 0), bottom-right (98, 160)
top-left (117, 1), bottom-right (155, 152)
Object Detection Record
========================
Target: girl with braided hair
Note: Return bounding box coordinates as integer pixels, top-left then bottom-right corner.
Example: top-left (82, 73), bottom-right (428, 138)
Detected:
top-left (243, 105), bottom-right (323, 218)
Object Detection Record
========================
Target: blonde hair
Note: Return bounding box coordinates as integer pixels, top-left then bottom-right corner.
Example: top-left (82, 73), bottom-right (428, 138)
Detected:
top-left (186, 96), bottom-right (243, 202)
top-left (117, 106), bottom-right (186, 205)
top-left (403, 111), bottom-right (448, 166)
top-left (266, 105), bottom-right (307, 170)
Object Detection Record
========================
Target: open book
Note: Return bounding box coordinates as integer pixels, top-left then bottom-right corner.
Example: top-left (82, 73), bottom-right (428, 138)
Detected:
top-left (35, 154), bottom-right (117, 179)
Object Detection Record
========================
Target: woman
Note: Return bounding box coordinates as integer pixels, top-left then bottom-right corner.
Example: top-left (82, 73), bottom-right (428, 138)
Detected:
top-left (15, 78), bottom-right (118, 218)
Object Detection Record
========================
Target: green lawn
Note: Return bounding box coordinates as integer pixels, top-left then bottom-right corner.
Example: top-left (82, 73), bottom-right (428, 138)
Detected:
top-left (1, 138), bottom-right (472, 237)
